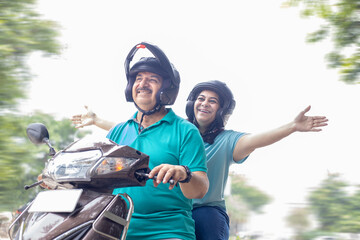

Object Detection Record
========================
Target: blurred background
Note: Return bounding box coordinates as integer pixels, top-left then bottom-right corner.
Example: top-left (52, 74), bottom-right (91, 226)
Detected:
top-left (1, 0), bottom-right (360, 239)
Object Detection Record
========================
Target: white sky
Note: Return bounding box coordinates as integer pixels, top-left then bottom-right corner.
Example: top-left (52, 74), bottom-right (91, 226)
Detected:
top-left (22, 0), bottom-right (360, 237)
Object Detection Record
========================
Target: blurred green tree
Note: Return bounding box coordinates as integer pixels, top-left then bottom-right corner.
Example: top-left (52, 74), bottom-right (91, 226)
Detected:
top-left (286, 207), bottom-right (312, 240)
top-left (283, 0), bottom-right (360, 84)
top-left (308, 173), bottom-right (360, 233)
top-left (0, 0), bottom-right (61, 211)
top-left (226, 194), bottom-right (249, 235)
top-left (0, 0), bottom-right (60, 110)
top-left (226, 173), bottom-right (272, 235)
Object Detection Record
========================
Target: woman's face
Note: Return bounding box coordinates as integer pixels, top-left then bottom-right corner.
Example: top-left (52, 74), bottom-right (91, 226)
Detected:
top-left (194, 90), bottom-right (221, 130)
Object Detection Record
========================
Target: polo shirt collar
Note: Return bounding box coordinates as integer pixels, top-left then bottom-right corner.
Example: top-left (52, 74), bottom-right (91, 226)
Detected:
top-left (128, 108), bottom-right (175, 125)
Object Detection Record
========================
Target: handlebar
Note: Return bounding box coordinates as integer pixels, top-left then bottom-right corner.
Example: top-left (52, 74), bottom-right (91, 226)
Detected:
top-left (135, 172), bottom-right (176, 186)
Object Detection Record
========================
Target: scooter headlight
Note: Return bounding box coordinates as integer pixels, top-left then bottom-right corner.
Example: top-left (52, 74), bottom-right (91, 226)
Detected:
top-left (46, 150), bottom-right (102, 181)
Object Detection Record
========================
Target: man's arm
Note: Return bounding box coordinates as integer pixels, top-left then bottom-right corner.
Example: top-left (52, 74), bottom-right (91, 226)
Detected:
top-left (180, 171), bottom-right (209, 199)
top-left (148, 164), bottom-right (209, 199)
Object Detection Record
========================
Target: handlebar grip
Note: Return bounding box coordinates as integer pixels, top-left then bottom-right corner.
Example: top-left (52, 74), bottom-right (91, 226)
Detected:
top-left (153, 175), bottom-right (176, 186)
top-left (135, 172), bottom-right (176, 186)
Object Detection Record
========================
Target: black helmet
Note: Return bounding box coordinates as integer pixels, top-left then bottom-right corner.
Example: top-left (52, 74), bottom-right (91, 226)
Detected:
top-left (186, 80), bottom-right (236, 128)
top-left (124, 42), bottom-right (180, 114)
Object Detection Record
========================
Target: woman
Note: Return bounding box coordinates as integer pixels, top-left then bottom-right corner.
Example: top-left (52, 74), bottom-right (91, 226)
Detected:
top-left (72, 80), bottom-right (328, 240)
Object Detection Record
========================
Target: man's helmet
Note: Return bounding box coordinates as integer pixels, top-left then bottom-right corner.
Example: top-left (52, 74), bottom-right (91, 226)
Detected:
top-left (186, 80), bottom-right (236, 128)
top-left (124, 42), bottom-right (180, 114)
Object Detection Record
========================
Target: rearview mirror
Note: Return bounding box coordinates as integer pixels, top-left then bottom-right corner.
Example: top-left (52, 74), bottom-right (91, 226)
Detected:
top-left (26, 123), bottom-right (55, 156)
top-left (26, 123), bottom-right (49, 145)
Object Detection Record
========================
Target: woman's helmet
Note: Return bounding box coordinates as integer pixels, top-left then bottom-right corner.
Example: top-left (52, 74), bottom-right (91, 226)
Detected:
top-left (124, 42), bottom-right (180, 115)
top-left (186, 80), bottom-right (236, 128)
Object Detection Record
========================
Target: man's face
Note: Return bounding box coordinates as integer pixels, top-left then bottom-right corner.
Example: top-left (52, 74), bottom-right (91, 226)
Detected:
top-left (132, 71), bottom-right (163, 111)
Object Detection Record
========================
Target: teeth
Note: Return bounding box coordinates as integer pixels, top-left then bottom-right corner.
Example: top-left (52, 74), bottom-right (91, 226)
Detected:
top-left (198, 109), bottom-right (210, 113)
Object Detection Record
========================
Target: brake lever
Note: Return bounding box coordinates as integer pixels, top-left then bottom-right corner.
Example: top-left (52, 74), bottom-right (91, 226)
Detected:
top-left (24, 180), bottom-right (43, 190)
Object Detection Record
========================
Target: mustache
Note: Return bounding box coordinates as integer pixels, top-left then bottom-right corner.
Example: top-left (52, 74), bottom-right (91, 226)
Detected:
top-left (136, 87), bottom-right (152, 93)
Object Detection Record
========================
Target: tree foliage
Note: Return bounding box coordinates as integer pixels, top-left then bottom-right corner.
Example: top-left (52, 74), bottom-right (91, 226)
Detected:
top-left (0, 0), bottom-right (62, 211)
top-left (229, 174), bottom-right (272, 213)
top-left (286, 207), bottom-right (312, 240)
top-left (0, 0), bottom-right (60, 110)
top-left (307, 173), bottom-right (360, 233)
top-left (226, 174), bottom-right (272, 235)
top-left (284, 0), bottom-right (360, 84)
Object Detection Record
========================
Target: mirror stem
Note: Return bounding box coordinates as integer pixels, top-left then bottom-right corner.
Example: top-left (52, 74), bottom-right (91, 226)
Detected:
top-left (43, 138), bottom-right (56, 156)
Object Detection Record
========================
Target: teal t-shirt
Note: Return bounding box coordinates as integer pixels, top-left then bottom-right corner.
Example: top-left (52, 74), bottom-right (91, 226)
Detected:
top-left (107, 109), bottom-right (207, 240)
top-left (193, 130), bottom-right (248, 210)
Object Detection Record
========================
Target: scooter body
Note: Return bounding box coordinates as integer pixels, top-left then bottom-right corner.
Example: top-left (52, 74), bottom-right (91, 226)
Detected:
top-left (8, 123), bottom-right (151, 240)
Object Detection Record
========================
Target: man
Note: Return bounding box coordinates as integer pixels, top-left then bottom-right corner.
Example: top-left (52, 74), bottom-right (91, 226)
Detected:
top-left (106, 42), bottom-right (209, 240)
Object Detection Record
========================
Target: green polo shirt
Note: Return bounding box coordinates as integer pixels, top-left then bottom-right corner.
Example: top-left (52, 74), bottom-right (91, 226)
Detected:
top-left (107, 108), bottom-right (207, 240)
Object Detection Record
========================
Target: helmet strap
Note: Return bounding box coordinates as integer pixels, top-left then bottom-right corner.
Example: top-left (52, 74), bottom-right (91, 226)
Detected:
top-left (134, 102), bottom-right (162, 133)
top-left (192, 118), bottom-right (224, 144)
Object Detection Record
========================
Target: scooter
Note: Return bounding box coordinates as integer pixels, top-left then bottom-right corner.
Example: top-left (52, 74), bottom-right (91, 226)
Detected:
top-left (8, 123), bottom-right (162, 240)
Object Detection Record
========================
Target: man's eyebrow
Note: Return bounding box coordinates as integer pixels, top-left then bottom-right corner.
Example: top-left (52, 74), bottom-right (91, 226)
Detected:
top-left (150, 74), bottom-right (161, 79)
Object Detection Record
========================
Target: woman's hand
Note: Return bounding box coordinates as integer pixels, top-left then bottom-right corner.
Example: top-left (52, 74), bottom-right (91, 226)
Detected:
top-left (294, 105), bottom-right (328, 132)
top-left (71, 105), bottom-right (96, 128)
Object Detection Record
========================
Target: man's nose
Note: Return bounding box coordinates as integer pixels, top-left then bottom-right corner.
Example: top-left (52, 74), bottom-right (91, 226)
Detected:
top-left (138, 78), bottom-right (149, 87)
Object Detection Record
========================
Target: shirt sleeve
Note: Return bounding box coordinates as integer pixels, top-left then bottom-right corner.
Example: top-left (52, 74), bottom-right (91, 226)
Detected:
top-left (106, 122), bottom-right (138, 146)
top-left (231, 131), bottom-right (250, 164)
top-left (180, 126), bottom-right (207, 173)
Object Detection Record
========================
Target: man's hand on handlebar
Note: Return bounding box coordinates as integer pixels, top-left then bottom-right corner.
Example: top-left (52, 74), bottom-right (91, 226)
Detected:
top-left (148, 164), bottom-right (188, 190)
